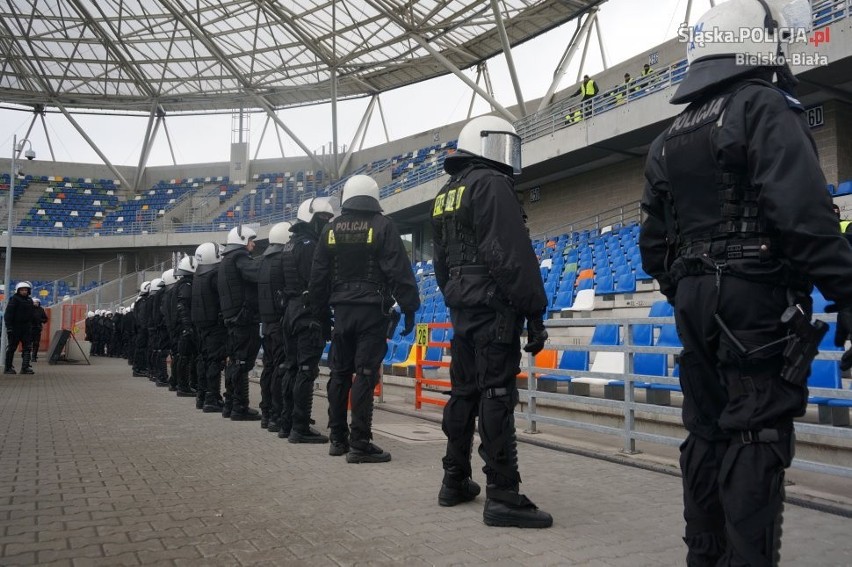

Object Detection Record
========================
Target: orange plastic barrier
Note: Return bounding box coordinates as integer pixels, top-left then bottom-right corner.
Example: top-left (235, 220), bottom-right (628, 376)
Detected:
top-left (414, 322), bottom-right (453, 409)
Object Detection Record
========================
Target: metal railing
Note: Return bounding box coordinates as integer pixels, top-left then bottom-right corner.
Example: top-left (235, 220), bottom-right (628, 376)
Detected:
top-left (519, 316), bottom-right (852, 478)
top-left (531, 202), bottom-right (643, 242)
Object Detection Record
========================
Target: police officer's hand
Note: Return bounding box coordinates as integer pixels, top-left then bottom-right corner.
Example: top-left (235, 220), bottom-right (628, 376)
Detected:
top-left (826, 304), bottom-right (852, 370)
top-left (400, 311), bottom-right (416, 337)
top-left (321, 316), bottom-right (333, 341)
top-left (524, 317), bottom-right (548, 355)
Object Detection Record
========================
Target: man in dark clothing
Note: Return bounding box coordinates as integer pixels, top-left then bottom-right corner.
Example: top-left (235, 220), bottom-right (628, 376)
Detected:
top-left (4, 281), bottom-right (35, 375)
top-left (257, 222), bottom-right (291, 433)
top-left (147, 278), bottom-right (169, 387)
top-left (160, 269), bottom-right (180, 391)
top-left (639, 1), bottom-right (852, 564)
top-left (310, 176), bottom-right (420, 463)
top-left (132, 282), bottom-right (151, 377)
top-left (174, 255), bottom-right (199, 399)
top-left (431, 115), bottom-right (552, 529)
top-left (30, 298), bottom-right (48, 362)
top-left (282, 201), bottom-right (335, 444)
top-left (192, 242), bottom-right (228, 413)
top-left (218, 226), bottom-right (262, 421)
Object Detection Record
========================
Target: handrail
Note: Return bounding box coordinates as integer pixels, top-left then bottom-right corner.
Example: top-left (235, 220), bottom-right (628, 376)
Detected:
top-left (519, 315), bottom-right (852, 478)
top-left (530, 202), bottom-right (642, 241)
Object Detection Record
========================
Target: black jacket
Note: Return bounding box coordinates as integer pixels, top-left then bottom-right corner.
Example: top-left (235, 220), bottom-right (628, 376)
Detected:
top-left (5, 293), bottom-right (35, 331)
top-left (640, 79), bottom-right (852, 306)
top-left (31, 305), bottom-right (48, 331)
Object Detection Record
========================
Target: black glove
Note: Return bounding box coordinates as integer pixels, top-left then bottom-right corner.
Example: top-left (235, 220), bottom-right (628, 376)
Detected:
top-left (400, 311), bottom-right (416, 337)
top-left (524, 316), bottom-right (548, 355)
top-left (826, 303), bottom-right (852, 371)
top-left (321, 315), bottom-right (333, 341)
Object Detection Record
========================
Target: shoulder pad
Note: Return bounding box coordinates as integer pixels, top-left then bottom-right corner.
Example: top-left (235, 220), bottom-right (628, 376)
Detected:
top-left (781, 92), bottom-right (804, 111)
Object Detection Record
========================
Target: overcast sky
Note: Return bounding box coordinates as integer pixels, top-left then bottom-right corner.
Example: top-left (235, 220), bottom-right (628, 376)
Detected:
top-left (1, 0), bottom-right (715, 168)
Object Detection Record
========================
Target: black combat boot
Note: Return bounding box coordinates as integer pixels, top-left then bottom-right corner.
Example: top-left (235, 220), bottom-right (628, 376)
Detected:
top-left (20, 352), bottom-right (34, 375)
top-left (483, 486), bottom-right (553, 528)
top-left (438, 473), bottom-right (481, 507)
top-left (346, 441), bottom-right (391, 463)
top-left (288, 370), bottom-right (328, 443)
top-left (328, 432), bottom-right (350, 456)
top-left (230, 372), bottom-right (261, 421)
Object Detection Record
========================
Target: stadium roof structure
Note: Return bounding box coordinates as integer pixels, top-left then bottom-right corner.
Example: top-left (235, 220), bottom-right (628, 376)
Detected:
top-left (0, 0), bottom-right (604, 114)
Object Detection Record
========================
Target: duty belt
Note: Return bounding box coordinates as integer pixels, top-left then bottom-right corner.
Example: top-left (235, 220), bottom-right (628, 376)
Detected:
top-left (448, 265), bottom-right (489, 278)
top-left (333, 281), bottom-right (384, 293)
top-left (679, 238), bottom-right (774, 261)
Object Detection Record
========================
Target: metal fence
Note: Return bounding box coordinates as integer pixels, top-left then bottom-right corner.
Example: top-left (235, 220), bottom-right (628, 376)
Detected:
top-left (519, 316), bottom-right (852, 479)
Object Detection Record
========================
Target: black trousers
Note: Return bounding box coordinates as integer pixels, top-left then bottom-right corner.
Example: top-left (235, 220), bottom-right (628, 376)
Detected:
top-left (30, 327), bottom-right (42, 360)
top-left (224, 322), bottom-right (261, 409)
top-left (674, 275), bottom-right (805, 567)
top-left (327, 304), bottom-right (387, 444)
top-left (259, 321), bottom-right (285, 420)
top-left (134, 327), bottom-right (148, 371)
top-left (282, 314), bottom-right (325, 432)
top-left (5, 328), bottom-right (32, 370)
top-left (198, 324), bottom-right (227, 401)
top-left (442, 306), bottom-right (524, 489)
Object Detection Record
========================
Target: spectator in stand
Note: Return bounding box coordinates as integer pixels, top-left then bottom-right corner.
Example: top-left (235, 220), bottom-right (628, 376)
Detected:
top-left (566, 75), bottom-right (599, 124)
top-left (30, 298), bottom-right (48, 362)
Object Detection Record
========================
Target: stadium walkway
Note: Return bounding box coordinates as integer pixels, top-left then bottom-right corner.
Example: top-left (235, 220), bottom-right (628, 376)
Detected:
top-left (0, 357), bottom-right (849, 567)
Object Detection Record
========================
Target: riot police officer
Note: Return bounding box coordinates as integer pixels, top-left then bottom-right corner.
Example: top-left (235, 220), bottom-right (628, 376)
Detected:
top-left (310, 176), bottom-right (420, 462)
top-left (174, 255), bottom-right (199, 399)
top-left (431, 115), bottom-right (551, 529)
top-left (30, 298), bottom-right (47, 362)
top-left (282, 200), bottom-right (335, 444)
top-left (4, 281), bottom-right (35, 374)
top-left (218, 226), bottom-right (262, 421)
top-left (147, 278), bottom-right (168, 387)
top-left (160, 269), bottom-right (180, 391)
top-left (639, 1), bottom-right (852, 564)
top-left (132, 283), bottom-right (151, 377)
top-left (257, 222), bottom-right (291, 433)
top-left (192, 242), bottom-right (227, 413)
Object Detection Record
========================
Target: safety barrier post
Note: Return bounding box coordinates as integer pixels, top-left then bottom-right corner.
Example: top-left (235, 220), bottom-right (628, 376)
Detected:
top-left (414, 322), bottom-right (452, 409)
top-left (623, 321), bottom-right (637, 455)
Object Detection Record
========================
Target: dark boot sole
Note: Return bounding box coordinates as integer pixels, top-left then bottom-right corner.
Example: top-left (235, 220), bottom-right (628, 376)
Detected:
top-left (438, 491), bottom-right (477, 507)
top-left (175, 391), bottom-right (196, 397)
top-left (329, 446), bottom-right (349, 456)
top-left (346, 453), bottom-right (391, 464)
top-left (202, 406), bottom-right (223, 413)
top-left (230, 413), bottom-right (261, 421)
top-left (483, 513), bottom-right (553, 529)
top-left (288, 435), bottom-right (329, 444)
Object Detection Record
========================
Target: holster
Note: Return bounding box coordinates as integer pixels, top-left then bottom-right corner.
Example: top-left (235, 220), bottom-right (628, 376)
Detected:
top-left (386, 309), bottom-right (401, 340)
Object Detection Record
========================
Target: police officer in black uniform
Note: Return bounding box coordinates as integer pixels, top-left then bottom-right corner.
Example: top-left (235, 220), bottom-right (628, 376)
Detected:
top-left (218, 226), bottom-right (262, 421)
top-left (192, 242), bottom-right (227, 414)
top-left (30, 298), bottom-right (48, 362)
top-left (310, 175), bottom-right (420, 462)
top-left (148, 278), bottom-right (169, 387)
top-left (174, 255), bottom-right (199, 399)
top-left (132, 283), bottom-right (151, 377)
top-left (4, 281), bottom-right (35, 375)
top-left (282, 200), bottom-right (336, 444)
top-left (257, 222), bottom-right (291, 433)
top-left (160, 269), bottom-right (181, 391)
top-left (431, 115), bottom-right (551, 529)
top-left (639, 1), bottom-right (852, 564)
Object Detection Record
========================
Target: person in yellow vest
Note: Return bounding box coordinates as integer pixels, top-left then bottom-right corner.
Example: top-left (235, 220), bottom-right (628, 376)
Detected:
top-left (639, 63), bottom-right (654, 90)
top-left (572, 75), bottom-right (598, 120)
top-left (833, 204), bottom-right (851, 233)
top-left (614, 73), bottom-right (632, 104)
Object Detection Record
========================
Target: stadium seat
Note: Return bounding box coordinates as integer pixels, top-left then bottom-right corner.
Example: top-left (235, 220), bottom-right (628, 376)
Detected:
top-left (568, 288), bottom-right (596, 312)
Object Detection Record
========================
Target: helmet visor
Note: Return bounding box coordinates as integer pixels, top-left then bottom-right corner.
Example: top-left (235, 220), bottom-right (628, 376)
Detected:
top-left (480, 130), bottom-right (522, 174)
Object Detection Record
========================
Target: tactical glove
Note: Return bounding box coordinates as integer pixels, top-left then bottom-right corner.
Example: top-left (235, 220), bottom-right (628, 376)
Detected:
top-left (400, 311), bottom-right (416, 337)
top-left (524, 316), bottom-right (548, 355)
top-left (826, 303), bottom-right (852, 371)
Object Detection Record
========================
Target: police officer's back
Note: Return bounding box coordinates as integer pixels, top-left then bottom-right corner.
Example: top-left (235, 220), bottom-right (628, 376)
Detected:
top-left (192, 242), bottom-right (227, 413)
top-left (431, 114), bottom-right (551, 529)
top-left (639, 1), bottom-right (852, 564)
top-left (310, 175), bottom-right (420, 462)
top-left (218, 226), bottom-right (262, 421)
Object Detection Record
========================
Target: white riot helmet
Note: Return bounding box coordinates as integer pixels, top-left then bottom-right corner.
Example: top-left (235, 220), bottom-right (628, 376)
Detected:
top-left (87, 310), bottom-right (95, 318)
top-left (446, 115), bottom-right (522, 175)
top-left (32, 298), bottom-right (40, 306)
top-left (194, 242), bottom-right (221, 275)
top-left (268, 222), bottom-right (293, 246)
top-left (149, 278), bottom-right (165, 294)
top-left (672, 0), bottom-right (812, 104)
top-left (224, 225), bottom-right (257, 253)
top-left (340, 175), bottom-right (381, 212)
top-left (161, 268), bottom-right (178, 286)
top-left (296, 197), bottom-right (335, 224)
top-left (15, 281), bottom-right (32, 293)
top-left (139, 280), bottom-right (151, 296)
top-left (175, 254), bottom-right (197, 277)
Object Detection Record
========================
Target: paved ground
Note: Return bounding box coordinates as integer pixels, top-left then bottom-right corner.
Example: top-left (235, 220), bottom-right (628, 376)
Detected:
top-left (0, 357), bottom-right (849, 566)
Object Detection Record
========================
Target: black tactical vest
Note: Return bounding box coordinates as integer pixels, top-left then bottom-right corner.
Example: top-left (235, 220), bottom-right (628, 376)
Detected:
top-left (175, 278), bottom-right (193, 330)
top-left (281, 238), bottom-right (310, 298)
top-left (664, 83), bottom-right (776, 266)
top-left (433, 166), bottom-right (481, 268)
top-left (135, 297), bottom-right (148, 328)
top-left (218, 250), bottom-right (247, 319)
top-left (162, 285), bottom-right (179, 333)
top-left (258, 246), bottom-right (285, 322)
top-left (326, 213), bottom-right (383, 288)
top-left (192, 269), bottom-right (221, 327)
